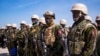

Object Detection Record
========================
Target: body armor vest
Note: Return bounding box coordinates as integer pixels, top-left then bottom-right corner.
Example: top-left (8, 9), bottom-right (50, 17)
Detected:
top-left (44, 24), bottom-right (56, 46)
top-left (69, 19), bottom-right (90, 55)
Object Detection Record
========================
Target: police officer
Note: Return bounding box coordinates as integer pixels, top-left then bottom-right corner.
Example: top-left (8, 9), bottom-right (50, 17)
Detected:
top-left (17, 21), bottom-right (27, 56)
top-left (95, 15), bottom-right (100, 56)
top-left (28, 14), bottom-right (40, 56)
top-left (40, 11), bottom-right (64, 56)
top-left (68, 3), bottom-right (97, 56)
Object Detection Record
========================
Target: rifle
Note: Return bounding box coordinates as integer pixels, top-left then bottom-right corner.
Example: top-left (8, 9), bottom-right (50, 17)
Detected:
top-left (24, 32), bottom-right (28, 56)
top-left (40, 27), bottom-right (47, 56)
top-left (33, 34), bottom-right (39, 56)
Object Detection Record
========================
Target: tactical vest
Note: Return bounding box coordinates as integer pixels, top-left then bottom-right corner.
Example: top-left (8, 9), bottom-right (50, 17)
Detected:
top-left (44, 24), bottom-right (56, 46)
top-left (69, 19), bottom-right (95, 55)
top-left (10, 32), bottom-right (17, 48)
top-left (17, 30), bottom-right (27, 47)
top-left (97, 31), bottom-right (100, 40)
top-left (96, 30), bottom-right (100, 55)
top-left (30, 25), bottom-right (40, 38)
top-left (41, 24), bottom-right (60, 46)
top-left (28, 25), bottom-right (40, 48)
top-left (59, 26), bottom-right (69, 38)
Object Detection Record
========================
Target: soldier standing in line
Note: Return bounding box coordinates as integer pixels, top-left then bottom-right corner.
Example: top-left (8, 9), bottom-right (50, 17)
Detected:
top-left (38, 17), bottom-right (46, 56)
top-left (39, 17), bottom-right (46, 27)
top-left (26, 24), bottom-right (32, 32)
top-left (24, 24), bottom-right (32, 56)
top-left (40, 11), bottom-right (65, 56)
top-left (17, 21), bottom-right (27, 56)
top-left (68, 3), bottom-right (97, 56)
top-left (0, 27), bottom-right (6, 48)
top-left (9, 24), bottom-right (18, 56)
top-left (95, 15), bottom-right (100, 56)
top-left (59, 19), bottom-right (70, 56)
top-left (5, 24), bottom-right (13, 52)
top-left (28, 14), bottom-right (40, 56)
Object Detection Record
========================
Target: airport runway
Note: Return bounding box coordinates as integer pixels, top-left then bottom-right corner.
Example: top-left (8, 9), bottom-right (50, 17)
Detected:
top-left (0, 47), bottom-right (9, 56)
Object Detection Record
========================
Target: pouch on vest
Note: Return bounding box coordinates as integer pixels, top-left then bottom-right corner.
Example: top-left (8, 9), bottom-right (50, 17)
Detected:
top-left (69, 41), bottom-right (85, 55)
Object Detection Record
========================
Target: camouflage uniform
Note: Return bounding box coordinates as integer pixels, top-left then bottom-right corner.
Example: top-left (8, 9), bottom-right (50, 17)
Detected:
top-left (68, 18), bottom-right (97, 56)
top-left (59, 19), bottom-right (70, 56)
top-left (5, 24), bottom-right (12, 52)
top-left (40, 11), bottom-right (64, 56)
top-left (0, 28), bottom-right (6, 48)
top-left (17, 28), bottom-right (28, 56)
top-left (59, 25), bottom-right (69, 56)
top-left (28, 24), bottom-right (40, 56)
top-left (38, 17), bottom-right (46, 56)
top-left (5, 28), bottom-right (13, 52)
top-left (68, 3), bottom-right (97, 56)
top-left (95, 15), bottom-right (100, 56)
top-left (96, 30), bottom-right (100, 56)
top-left (28, 14), bottom-right (40, 56)
top-left (9, 28), bottom-right (18, 56)
top-left (40, 23), bottom-right (65, 56)
top-left (24, 24), bottom-right (31, 56)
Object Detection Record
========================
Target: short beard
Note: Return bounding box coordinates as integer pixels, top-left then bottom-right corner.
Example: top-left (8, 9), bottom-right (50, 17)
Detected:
top-left (73, 12), bottom-right (82, 22)
top-left (97, 26), bottom-right (100, 30)
top-left (73, 18), bottom-right (79, 22)
top-left (32, 22), bottom-right (37, 25)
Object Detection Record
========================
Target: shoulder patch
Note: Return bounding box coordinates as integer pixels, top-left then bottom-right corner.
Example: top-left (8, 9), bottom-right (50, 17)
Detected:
top-left (92, 29), bottom-right (96, 37)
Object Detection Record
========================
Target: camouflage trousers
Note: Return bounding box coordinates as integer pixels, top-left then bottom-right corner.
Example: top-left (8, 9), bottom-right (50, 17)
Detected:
top-left (46, 45), bottom-right (64, 56)
top-left (97, 41), bottom-right (100, 56)
top-left (6, 42), bottom-right (10, 52)
top-left (27, 47), bottom-right (38, 56)
top-left (18, 47), bottom-right (24, 56)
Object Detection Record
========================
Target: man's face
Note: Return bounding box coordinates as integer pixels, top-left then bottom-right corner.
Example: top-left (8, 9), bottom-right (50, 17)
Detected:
top-left (96, 20), bottom-right (100, 27)
top-left (31, 18), bottom-right (38, 24)
top-left (45, 15), bottom-right (54, 25)
top-left (61, 24), bottom-right (65, 28)
top-left (39, 22), bottom-right (44, 27)
top-left (7, 26), bottom-right (12, 30)
top-left (12, 27), bottom-right (16, 31)
top-left (20, 24), bottom-right (26, 29)
top-left (72, 10), bottom-right (82, 22)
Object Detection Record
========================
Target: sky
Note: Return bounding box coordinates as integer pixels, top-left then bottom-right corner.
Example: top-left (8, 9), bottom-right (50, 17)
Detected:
top-left (0, 0), bottom-right (100, 28)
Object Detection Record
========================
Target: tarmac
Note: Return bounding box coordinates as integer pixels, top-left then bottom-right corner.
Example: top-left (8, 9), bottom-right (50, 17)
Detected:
top-left (0, 47), bottom-right (9, 56)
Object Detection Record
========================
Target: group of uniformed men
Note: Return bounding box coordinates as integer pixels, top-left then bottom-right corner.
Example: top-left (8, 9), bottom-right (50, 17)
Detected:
top-left (0, 3), bottom-right (100, 56)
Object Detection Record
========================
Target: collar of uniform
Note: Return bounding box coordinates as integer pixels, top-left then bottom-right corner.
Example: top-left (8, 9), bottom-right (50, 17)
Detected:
top-left (46, 21), bottom-right (55, 27)
top-left (74, 16), bottom-right (85, 25)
